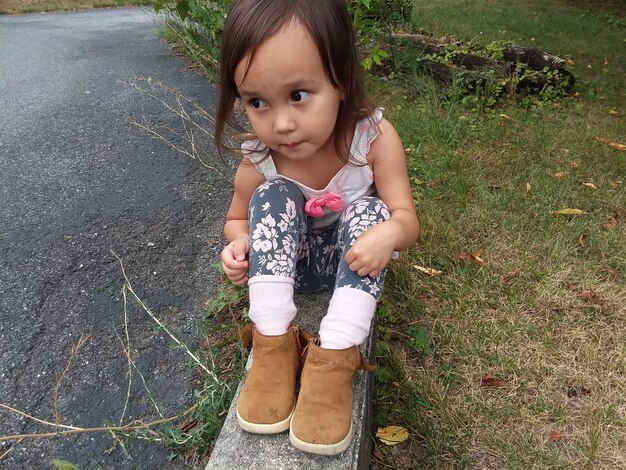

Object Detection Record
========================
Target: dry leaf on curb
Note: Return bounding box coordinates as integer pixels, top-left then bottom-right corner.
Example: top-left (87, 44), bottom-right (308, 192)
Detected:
top-left (480, 369), bottom-right (505, 387)
top-left (455, 251), bottom-right (484, 264)
top-left (376, 425), bottom-right (409, 446)
top-left (607, 216), bottom-right (618, 228)
top-left (413, 265), bottom-right (443, 276)
top-left (576, 291), bottom-right (603, 305)
top-left (578, 233), bottom-right (586, 248)
top-left (549, 431), bottom-right (562, 442)
top-left (580, 182), bottom-right (597, 190)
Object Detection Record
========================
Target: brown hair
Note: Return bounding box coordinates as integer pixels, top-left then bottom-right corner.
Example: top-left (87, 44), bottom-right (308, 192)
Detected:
top-left (214, 0), bottom-right (375, 164)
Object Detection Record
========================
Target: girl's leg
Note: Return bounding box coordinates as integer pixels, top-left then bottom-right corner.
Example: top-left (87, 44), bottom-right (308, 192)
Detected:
top-left (289, 196), bottom-right (390, 453)
top-left (247, 179), bottom-right (307, 335)
top-left (319, 196), bottom-right (390, 349)
top-left (237, 178), bottom-right (307, 434)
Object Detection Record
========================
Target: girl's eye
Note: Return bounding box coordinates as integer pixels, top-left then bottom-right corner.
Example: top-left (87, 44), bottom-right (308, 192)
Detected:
top-left (291, 90), bottom-right (311, 103)
top-left (249, 98), bottom-right (267, 109)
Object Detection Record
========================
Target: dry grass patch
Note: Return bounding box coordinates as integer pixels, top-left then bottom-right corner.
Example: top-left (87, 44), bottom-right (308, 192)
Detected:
top-left (0, 0), bottom-right (150, 14)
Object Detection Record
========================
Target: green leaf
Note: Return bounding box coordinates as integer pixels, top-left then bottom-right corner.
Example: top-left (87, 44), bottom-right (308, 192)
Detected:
top-left (407, 326), bottom-right (431, 355)
top-left (52, 461), bottom-right (79, 470)
top-left (176, 0), bottom-right (190, 20)
top-left (374, 366), bottom-right (395, 384)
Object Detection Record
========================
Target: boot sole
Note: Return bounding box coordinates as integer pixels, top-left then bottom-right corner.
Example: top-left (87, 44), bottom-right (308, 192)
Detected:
top-left (288, 424), bottom-right (353, 455)
top-left (236, 406), bottom-right (294, 434)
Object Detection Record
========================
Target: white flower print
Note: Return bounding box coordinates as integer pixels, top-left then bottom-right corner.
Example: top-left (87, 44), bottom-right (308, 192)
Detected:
top-left (251, 214), bottom-right (278, 252)
top-left (266, 252), bottom-right (294, 277)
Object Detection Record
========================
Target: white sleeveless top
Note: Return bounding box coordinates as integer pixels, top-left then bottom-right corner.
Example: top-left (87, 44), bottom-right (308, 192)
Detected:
top-left (243, 108), bottom-right (384, 230)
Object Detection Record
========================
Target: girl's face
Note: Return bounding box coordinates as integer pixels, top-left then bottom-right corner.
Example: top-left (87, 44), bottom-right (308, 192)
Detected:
top-left (234, 20), bottom-right (342, 162)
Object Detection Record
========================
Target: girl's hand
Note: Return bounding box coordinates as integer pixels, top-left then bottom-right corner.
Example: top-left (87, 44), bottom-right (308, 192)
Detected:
top-left (344, 223), bottom-right (397, 277)
top-left (221, 237), bottom-right (250, 285)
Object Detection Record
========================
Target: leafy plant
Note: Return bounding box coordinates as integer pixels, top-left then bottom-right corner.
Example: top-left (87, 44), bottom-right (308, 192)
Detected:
top-left (153, 0), bottom-right (413, 73)
top-left (406, 326), bottom-right (431, 355)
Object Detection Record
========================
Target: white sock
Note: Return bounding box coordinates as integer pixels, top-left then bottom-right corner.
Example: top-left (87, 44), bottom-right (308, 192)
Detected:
top-left (248, 275), bottom-right (297, 336)
top-left (319, 287), bottom-right (377, 349)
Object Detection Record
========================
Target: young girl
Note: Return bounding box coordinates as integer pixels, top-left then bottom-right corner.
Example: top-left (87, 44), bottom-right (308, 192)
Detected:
top-left (216, 0), bottom-right (419, 456)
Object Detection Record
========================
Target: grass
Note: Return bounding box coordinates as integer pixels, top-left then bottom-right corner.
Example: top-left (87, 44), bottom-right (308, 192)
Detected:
top-left (0, 0), bottom-right (150, 15)
top-left (371, 0), bottom-right (625, 468)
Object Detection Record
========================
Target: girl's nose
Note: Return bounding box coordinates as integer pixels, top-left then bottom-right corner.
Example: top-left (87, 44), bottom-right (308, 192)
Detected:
top-left (273, 109), bottom-right (296, 134)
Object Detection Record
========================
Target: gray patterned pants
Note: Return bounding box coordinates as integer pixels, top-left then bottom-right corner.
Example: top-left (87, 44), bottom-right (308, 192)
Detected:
top-left (248, 179), bottom-right (390, 299)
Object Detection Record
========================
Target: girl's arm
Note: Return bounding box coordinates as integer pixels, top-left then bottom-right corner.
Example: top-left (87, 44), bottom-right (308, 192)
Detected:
top-left (344, 118), bottom-right (419, 277)
top-left (222, 161), bottom-right (265, 285)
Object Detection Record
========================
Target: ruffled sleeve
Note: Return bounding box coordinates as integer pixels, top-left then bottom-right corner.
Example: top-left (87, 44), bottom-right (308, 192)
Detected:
top-left (241, 139), bottom-right (276, 177)
top-left (349, 107), bottom-right (384, 163)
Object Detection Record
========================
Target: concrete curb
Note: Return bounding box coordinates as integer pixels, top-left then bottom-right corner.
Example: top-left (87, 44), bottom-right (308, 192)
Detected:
top-left (206, 292), bottom-right (376, 470)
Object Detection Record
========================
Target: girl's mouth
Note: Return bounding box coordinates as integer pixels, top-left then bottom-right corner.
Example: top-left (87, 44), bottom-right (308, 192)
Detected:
top-left (282, 141), bottom-right (302, 149)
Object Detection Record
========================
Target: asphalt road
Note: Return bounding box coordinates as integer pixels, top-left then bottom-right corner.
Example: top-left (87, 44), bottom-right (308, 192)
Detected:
top-left (0, 8), bottom-right (233, 468)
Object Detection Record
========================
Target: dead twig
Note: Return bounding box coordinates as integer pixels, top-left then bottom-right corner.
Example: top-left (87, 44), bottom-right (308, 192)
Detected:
top-left (110, 251), bottom-right (225, 386)
top-left (53, 334), bottom-right (91, 428)
top-left (0, 412), bottom-right (188, 443)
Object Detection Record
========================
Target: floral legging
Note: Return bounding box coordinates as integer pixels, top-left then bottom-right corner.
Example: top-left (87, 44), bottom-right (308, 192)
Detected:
top-left (248, 179), bottom-right (390, 299)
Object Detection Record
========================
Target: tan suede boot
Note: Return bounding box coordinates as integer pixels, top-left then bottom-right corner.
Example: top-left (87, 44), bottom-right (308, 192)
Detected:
top-left (236, 323), bottom-right (301, 434)
top-left (289, 340), bottom-right (375, 455)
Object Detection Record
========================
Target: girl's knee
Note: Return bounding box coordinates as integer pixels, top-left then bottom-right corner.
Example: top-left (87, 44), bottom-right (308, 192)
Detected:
top-left (342, 196), bottom-right (390, 223)
top-left (250, 178), bottom-right (305, 207)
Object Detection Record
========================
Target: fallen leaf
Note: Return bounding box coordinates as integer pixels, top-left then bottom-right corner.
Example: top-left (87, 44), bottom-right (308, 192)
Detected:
top-left (608, 141), bottom-right (626, 152)
top-left (404, 147), bottom-right (412, 153)
top-left (576, 291), bottom-right (603, 305)
top-left (607, 216), bottom-right (618, 228)
top-left (549, 431), bottom-right (562, 442)
top-left (610, 180), bottom-right (622, 189)
top-left (376, 425), bottom-right (409, 446)
top-left (413, 265), bottom-right (443, 276)
top-left (580, 182), bottom-right (597, 190)
top-left (567, 58), bottom-right (575, 66)
top-left (604, 57), bottom-right (608, 66)
top-left (480, 369), bottom-right (505, 387)
top-left (562, 148), bottom-right (571, 154)
top-left (455, 251), bottom-right (484, 264)
top-left (554, 208), bottom-right (585, 215)
top-left (578, 233), bottom-right (586, 248)
top-left (526, 182), bottom-right (532, 193)
top-left (498, 113), bottom-right (511, 120)
top-left (570, 162), bottom-right (579, 169)
top-left (554, 171), bottom-right (567, 177)
top-left (608, 109), bottom-right (622, 116)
